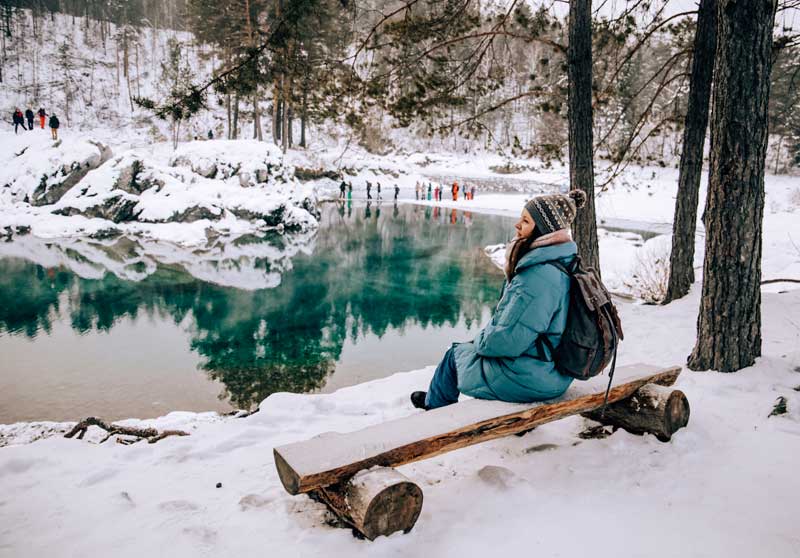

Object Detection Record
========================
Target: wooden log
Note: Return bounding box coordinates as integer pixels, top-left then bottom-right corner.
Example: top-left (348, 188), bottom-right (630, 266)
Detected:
top-left (274, 364), bottom-right (681, 495)
top-left (311, 468), bottom-right (423, 540)
top-left (582, 384), bottom-right (690, 442)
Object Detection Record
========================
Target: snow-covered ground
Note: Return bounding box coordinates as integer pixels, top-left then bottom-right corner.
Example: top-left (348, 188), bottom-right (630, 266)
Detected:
top-left (1, 285), bottom-right (798, 557)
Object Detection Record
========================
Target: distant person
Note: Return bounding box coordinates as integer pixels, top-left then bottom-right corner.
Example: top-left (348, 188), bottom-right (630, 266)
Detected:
top-left (24, 108), bottom-right (34, 131)
top-left (37, 108), bottom-right (47, 129)
top-left (347, 182), bottom-right (353, 200)
top-left (12, 109), bottom-right (25, 133)
top-left (452, 181), bottom-right (459, 201)
top-left (470, 185), bottom-right (476, 200)
top-left (434, 184), bottom-right (439, 201)
top-left (427, 183), bottom-right (432, 200)
top-left (366, 181), bottom-right (372, 200)
top-left (394, 184), bottom-right (399, 201)
top-left (208, 129), bottom-right (214, 140)
top-left (49, 114), bottom-right (60, 140)
top-left (438, 184), bottom-right (443, 201)
top-left (415, 181), bottom-right (420, 200)
top-left (377, 181), bottom-right (381, 200)
top-left (339, 179), bottom-right (347, 200)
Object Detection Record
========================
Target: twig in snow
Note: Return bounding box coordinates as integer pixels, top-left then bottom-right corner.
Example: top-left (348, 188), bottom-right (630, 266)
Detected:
top-left (64, 417), bottom-right (189, 445)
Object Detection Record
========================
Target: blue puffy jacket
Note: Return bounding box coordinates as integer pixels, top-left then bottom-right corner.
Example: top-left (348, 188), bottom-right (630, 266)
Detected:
top-left (453, 241), bottom-right (576, 402)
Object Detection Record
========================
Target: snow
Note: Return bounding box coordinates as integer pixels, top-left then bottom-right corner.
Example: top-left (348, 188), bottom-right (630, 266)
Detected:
top-left (0, 133), bottom-right (319, 247)
top-left (1, 287), bottom-right (799, 556)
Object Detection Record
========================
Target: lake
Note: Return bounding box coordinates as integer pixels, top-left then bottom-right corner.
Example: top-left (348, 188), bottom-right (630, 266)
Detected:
top-left (0, 202), bottom-right (514, 423)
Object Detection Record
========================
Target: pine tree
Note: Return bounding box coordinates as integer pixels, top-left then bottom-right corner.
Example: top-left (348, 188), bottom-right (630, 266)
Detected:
top-left (688, 0), bottom-right (778, 372)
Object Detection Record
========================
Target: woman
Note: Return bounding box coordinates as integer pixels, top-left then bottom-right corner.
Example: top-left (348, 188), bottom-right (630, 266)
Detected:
top-left (411, 190), bottom-right (586, 409)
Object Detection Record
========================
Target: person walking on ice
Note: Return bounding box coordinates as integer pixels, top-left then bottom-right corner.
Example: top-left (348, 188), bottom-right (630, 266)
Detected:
top-left (49, 114), bottom-right (60, 140)
top-left (394, 184), bottom-right (400, 201)
top-left (452, 181), bottom-right (459, 201)
top-left (37, 108), bottom-right (47, 129)
top-left (25, 108), bottom-right (34, 131)
top-left (366, 181), bottom-right (373, 200)
top-left (377, 182), bottom-right (382, 200)
top-left (411, 190), bottom-right (587, 410)
top-left (339, 179), bottom-right (347, 200)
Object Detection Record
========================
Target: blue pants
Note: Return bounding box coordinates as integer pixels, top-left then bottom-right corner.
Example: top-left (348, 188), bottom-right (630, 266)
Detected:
top-left (426, 346), bottom-right (460, 409)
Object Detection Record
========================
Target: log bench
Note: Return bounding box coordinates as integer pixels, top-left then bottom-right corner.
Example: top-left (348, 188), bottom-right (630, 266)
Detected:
top-left (273, 363), bottom-right (689, 540)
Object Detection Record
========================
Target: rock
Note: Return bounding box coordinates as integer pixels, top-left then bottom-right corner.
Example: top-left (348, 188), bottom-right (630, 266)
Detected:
top-left (114, 160), bottom-right (163, 195)
top-left (293, 167), bottom-right (340, 182)
top-left (194, 162), bottom-right (217, 178)
top-left (89, 227), bottom-right (123, 240)
top-left (476, 465), bottom-right (516, 489)
top-left (229, 204), bottom-right (286, 227)
top-left (769, 396), bottom-right (788, 417)
top-left (164, 205), bottom-right (221, 223)
top-left (53, 194), bottom-right (141, 223)
top-left (30, 141), bottom-right (111, 206)
top-left (238, 172), bottom-right (252, 188)
top-left (255, 169), bottom-right (269, 183)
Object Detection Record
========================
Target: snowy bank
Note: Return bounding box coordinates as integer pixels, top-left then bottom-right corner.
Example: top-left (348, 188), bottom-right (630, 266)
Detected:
top-left (0, 134), bottom-right (319, 246)
top-left (1, 287), bottom-right (799, 556)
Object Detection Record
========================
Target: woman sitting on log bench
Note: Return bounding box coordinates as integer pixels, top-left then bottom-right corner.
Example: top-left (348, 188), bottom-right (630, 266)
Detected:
top-left (411, 190), bottom-right (587, 410)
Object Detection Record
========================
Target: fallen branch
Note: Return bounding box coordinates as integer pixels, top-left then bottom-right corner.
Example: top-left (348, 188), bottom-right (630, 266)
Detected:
top-left (761, 278), bottom-right (800, 285)
top-left (64, 417), bottom-right (189, 445)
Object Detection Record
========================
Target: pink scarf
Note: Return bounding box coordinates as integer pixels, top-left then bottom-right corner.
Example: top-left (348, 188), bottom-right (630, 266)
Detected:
top-left (505, 229), bottom-right (573, 277)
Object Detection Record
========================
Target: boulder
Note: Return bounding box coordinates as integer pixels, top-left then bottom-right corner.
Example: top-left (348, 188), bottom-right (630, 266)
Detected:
top-left (30, 140), bottom-right (111, 206)
top-left (53, 194), bottom-right (141, 223)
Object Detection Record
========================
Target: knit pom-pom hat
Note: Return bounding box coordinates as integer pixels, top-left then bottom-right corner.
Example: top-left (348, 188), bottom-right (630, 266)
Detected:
top-left (524, 189), bottom-right (586, 235)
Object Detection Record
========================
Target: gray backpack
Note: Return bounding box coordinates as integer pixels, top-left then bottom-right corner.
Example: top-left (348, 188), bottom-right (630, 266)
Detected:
top-left (540, 257), bottom-right (624, 409)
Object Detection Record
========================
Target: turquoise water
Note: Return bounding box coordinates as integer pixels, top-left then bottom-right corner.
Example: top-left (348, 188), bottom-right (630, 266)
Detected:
top-left (0, 203), bottom-right (514, 422)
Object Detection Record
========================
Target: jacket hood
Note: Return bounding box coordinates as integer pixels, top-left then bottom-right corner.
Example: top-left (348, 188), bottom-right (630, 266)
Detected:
top-left (515, 240), bottom-right (577, 272)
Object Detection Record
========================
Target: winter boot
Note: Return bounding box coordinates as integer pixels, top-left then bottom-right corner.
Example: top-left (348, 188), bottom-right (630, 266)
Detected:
top-left (410, 391), bottom-right (428, 410)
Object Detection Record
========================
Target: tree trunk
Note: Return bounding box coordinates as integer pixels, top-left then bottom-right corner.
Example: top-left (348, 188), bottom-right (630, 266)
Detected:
top-left (288, 107), bottom-right (294, 147)
top-left (277, 97), bottom-right (283, 141)
top-left (688, 0), bottom-right (778, 372)
top-left (253, 95), bottom-right (262, 140)
top-left (226, 93), bottom-right (232, 139)
top-left (300, 85), bottom-right (307, 148)
top-left (282, 73), bottom-right (291, 153)
top-left (273, 80), bottom-right (280, 144)
top-left (665, 0), bottom-right (717, 304)
top-left (232, 94), bottom-right (239, 139)
top-left (567, 0), bottom-right (600, 272)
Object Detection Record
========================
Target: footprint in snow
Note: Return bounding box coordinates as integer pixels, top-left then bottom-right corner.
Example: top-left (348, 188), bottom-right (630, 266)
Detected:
top-left (158, 500), bottom-right (201, 512)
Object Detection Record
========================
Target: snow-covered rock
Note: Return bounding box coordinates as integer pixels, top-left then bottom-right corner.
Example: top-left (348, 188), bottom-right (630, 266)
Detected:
top-left (0, 134), bottom-right (111, 206)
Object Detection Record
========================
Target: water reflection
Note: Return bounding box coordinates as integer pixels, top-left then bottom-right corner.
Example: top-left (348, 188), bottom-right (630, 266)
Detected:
top-left (0, 203), bottom-right (510, 416)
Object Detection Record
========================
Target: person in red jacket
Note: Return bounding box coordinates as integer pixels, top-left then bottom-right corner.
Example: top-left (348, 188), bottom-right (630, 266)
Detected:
top-left (452, 181), bottom-right (459, 201)
top-left (37, 108), bottom-right (47, 129)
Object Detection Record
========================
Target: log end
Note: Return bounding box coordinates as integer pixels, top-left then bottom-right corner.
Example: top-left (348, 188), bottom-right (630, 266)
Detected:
top-left (358, 478), bottom-right (424, 540)
top-left (274, 448), bottom-right (301, 495)
top-left (661, 389), bottom-right (690, 442)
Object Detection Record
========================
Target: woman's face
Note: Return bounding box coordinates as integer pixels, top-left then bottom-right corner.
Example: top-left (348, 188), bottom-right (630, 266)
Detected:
top-left (515, 208), bottom-right (536, 239)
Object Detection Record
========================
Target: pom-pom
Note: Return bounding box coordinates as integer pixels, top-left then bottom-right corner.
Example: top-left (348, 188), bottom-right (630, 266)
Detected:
top-left (567, 189), bottom-right (587, 209)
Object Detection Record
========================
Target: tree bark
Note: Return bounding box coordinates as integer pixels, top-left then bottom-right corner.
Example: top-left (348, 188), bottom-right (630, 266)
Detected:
top-left (567, 0), bottom-right (600, 272)
top-left (232, 94), bottom-right (239, 139)
top-left (300, 83), bottom-right (307, 148)
top-left (688, 0), bottom-right (778, 372)
top-left (665, 0), bottom-right (717, 303)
